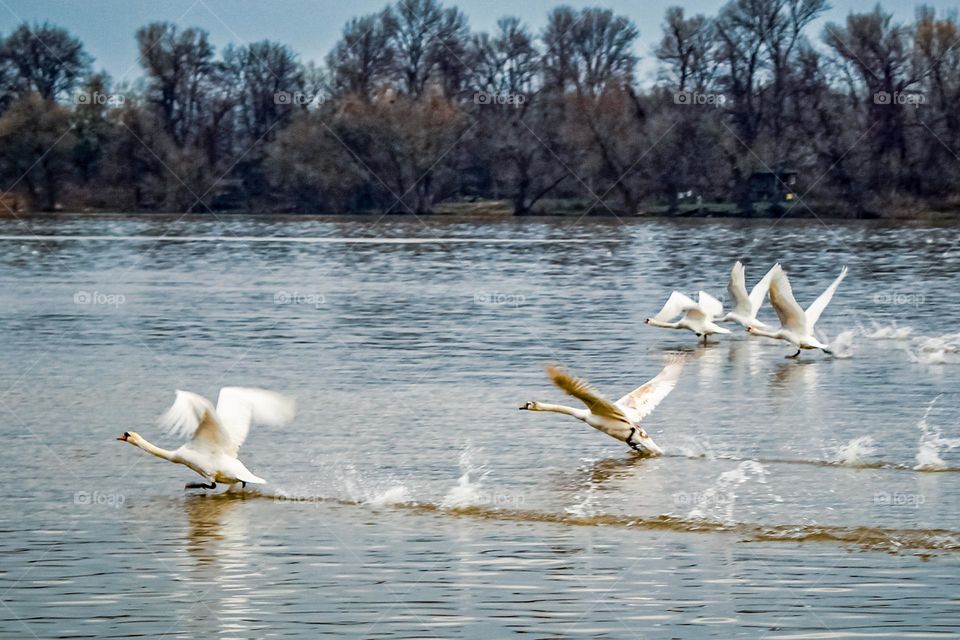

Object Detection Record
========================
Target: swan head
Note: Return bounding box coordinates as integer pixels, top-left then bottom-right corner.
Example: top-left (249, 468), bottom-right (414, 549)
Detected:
top-left (117, 431), bottom-right (140, 444)
top-left (519, 401), bottom-right (539, 411)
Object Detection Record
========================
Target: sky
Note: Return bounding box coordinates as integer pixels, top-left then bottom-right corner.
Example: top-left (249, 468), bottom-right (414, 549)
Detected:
top-left (1, 0), bottom-right (956, 87)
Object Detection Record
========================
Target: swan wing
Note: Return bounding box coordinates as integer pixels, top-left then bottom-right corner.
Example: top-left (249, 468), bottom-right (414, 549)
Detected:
top-left (768, 269), bottom-right (807, 334)
top-left (215, 387), bottom-right (296, 455)
top-left (747, 263), bottom-right (780, 317)
top-left (804, 266), bottom-right (848, 330)
top-left (159, 390), bottom-right (232, 453)
top-left (697, 291), bottom-right (724, 320)
top-left (546, 365), bottom-right (629, 422)
top-left (727, 261), bottom-right (752, 316)
top-left (653, 291), bottom-right (699, 322)
top-left (615, 356), bottom-right (685, 422)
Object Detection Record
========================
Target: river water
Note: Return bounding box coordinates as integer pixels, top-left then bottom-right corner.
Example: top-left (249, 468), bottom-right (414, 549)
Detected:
top-left (1, 214), bottom-right (958, 638)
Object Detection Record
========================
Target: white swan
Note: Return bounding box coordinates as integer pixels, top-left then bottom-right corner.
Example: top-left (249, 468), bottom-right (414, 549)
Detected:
top-left (519, 358), bottom-right (685, 455)
top-left (645, 291), bottom-right (730, 344)
top-left (719, 261), bottom-right (780, 330)
top-left (746, 265), bottom-right (848, 357)
top-left (117, 387), bottom-right (296, 490)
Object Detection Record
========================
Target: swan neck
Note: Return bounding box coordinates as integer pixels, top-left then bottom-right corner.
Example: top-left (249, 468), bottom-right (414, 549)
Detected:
top-left (647, 318), bottom-right (678, 329)
top-left (134, 437), bottom-right (177, 462)
top-left (750, 327), bottom-right (779, 339)
top-left (536, 403), bottom-right (587, 419)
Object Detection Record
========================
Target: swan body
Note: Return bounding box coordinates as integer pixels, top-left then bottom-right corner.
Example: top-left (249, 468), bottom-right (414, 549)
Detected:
top-left (646, 291), bottom-right (731, 343)
top-left (747, 265), bottom-right (848, 357)
top-left (520, 358), bottom-right (685, 455)
top-left (719, 261), bottom-right (780, 330)
top-left (118, 387), bottom-right (295, 489)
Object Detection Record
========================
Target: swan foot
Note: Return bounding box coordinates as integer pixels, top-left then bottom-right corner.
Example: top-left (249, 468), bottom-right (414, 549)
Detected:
top-left (785, 350), bottom-right (801, 359)
top-left (241, 481), bottom-right (246, 488)
top-left (626, 428), bottom-right (644, 453)
top-left (185, 482), bottom-right (216, 490)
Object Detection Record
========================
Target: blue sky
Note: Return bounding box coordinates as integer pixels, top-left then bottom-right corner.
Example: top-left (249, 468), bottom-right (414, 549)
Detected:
top-left (1, 0), bottom-right (955, 86)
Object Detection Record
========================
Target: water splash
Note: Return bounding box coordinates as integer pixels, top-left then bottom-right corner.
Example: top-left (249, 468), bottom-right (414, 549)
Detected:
top-left (332, 463), bottom-right (412, 506)
top-left (833, 436), bottom-right (877, 467)
top-left (687, 460), bottom-right (766, 522)
top-left (828, 329), bottom-right (856, 359)
top-left (441, 446), bottom-right (490, 508)
top-left (907, 334), bottom-right (960, 365)
top-left (861, 321), bottom-right (914, 340)
top-left (915, 395), bottom-right (960, 470)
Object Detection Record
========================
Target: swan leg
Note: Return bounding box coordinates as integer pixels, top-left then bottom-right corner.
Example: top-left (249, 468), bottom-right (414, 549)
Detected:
top-left (785, 349), bottom-right (801, 359)
top-left (241, 481), bottom-right (246, 488)
top-left (626, 428), bottom-right (642, 452)
top-left (185, 482), bottom-right (216, 490)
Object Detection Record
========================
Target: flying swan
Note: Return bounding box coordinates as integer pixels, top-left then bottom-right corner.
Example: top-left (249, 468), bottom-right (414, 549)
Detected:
top-left (645, 291), bottom-right (730, 344)
top-left (519, 358), bottom-right (685, 455)
top-left (117, 387), bottom-right (296, 490)
top-left (719, 261), bottom-right (780, 330)
top-left (746, 265), bottom-right (848, 357)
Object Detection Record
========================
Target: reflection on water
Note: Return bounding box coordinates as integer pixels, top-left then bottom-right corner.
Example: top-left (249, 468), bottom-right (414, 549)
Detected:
top-left (2, 214), bottom-right (960, 637)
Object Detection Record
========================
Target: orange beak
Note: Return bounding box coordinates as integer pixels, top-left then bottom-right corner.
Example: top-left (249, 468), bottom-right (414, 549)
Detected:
top-left (117, 433), bottom-right (129, 441)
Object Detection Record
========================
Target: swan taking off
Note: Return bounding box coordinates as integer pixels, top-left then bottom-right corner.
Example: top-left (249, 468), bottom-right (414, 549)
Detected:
top-left (519, 358), bottom-right (685, 455)
top-left (720, 261), bottom-right (780, 330)
top-left (646, 291), bottom-right (730, 344)
top-left (117, 387), bottom-right (295, 490)
top-left (747, 265), bottom-right (848, 358)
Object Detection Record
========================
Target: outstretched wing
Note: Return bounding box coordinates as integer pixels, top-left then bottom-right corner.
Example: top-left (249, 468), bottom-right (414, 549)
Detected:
top-left (215, 387), bottom-right (296, 456)
top-left (768, 269), bottom-right (807, 334)
top-left (546, 365), bottom-right (629, 423)
top-left (804, 266), bottom-right (848, 330)
top-left (748, 263), bottom-right (780, 317)
top-left (727, 261), bottom-right (752, 316)
top-left (158, 390), bottom-right (232, 453)
top-left (697, 291), bottom-right (724, 320)
top-left (615, 356), bottom-right (685, 423)
top-left (652, 291), bottom-right (700, 322)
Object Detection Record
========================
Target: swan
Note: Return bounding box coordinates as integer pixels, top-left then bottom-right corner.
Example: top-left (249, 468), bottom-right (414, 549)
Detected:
top-left (719, 261), bottom-right (780, 330)
top-left (117, 387), bottom-right (295, 490)
top-left (519, 358), bottom-right (685, 455)
top-left (645, 291), bottom-right (730, 344)
top-left (746, 265), bottom-right (848, 358)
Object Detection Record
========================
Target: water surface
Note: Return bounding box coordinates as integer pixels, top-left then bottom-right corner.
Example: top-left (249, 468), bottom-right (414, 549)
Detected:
top-left (1, 214), bottom-right (959, 638)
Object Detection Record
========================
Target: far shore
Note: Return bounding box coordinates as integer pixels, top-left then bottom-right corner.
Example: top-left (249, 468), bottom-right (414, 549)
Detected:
top-left (3, 198), bottom-right (960, 221)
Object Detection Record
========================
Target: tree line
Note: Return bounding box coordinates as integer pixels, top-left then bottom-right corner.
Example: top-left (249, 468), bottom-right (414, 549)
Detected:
top-left (0, 0), bottom-right (957, 217)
